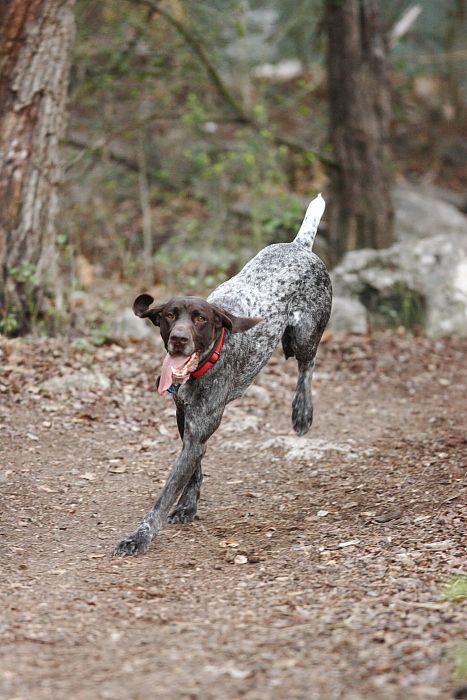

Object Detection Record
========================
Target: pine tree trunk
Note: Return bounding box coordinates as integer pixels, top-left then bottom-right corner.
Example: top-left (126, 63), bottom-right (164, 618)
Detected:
top-left (0, 0), bottom-right (75, 334)
top-left (325, 0), bottom-right (394, 265)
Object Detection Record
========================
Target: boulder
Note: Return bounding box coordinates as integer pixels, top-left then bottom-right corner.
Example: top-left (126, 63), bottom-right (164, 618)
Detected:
top-left (393, 184), bottom-right (467, 241)
top-left (40, 370), bottom-right (111, 395)
top-left (329, 296), bottom-right (368, 334)
top-left (109, 308), bottom-right (154, 341)
top-left (332, 233), bottom-right (467, 337)
top-left (330, 185), bottom-right (467, 337)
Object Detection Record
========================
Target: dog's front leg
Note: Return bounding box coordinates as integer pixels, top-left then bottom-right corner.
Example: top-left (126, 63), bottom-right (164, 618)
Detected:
top-left (113, 399), bottom-right (225, 556)
top-left (168, 402), bottom-right (202, 524)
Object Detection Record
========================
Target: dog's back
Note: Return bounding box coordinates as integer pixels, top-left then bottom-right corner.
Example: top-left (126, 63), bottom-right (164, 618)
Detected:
top-left (208, 235), bottom-right (331, 408)
top-left (209, 192), bottom-right (330, 319)
top-left (209, 241), bottom-right (330, 317)
top-left (208, 194), bottom-right (331, 420)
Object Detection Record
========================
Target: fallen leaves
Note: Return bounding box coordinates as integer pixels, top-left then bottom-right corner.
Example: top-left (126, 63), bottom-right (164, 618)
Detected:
top-left (79, 472), bottom-right (96, 481)
top-left (1, 332), bottom-right (467, 700)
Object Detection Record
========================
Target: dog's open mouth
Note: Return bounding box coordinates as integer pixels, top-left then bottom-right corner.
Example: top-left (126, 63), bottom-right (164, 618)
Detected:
top-left (158, 352), bottom-right (200, 395)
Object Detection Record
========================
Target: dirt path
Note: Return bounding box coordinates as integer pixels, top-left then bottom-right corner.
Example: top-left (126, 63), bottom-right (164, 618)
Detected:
top-left (1, 333), bottom-right (466, 700)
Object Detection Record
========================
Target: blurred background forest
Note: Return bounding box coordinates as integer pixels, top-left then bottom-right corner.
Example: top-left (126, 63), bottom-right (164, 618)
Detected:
top-left (1, 0), bottom-right (467, 337)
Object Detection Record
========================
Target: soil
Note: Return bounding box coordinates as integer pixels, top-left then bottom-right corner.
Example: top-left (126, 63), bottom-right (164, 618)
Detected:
top-left (0, 331), bottom-right (466, 700)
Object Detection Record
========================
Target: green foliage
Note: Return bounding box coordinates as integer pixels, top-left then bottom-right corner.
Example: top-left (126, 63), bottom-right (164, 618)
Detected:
top-left (182, 94), bottom-right (208, 129)
top-left (441, 576), bottom-right (467, 604)
top-left (171, 118), bottom-right (299, 285)
top-left (9, 263), bottom-right (39, 331)
top-left (153, 232), bottom-right (239, 292)
top-left (0, 312), bottom-right (19, 335)
top-left (360, 283), bottom-right (426, 331)
top-left (90, 321), bottom-right (112, 346)
top-left (10, 262), bottom-right (36, 286)
top-left (64, 0), bottom-right (329, 285)
top-left (72, 338), bottom-right (93, 353)
top-left (451, 640), bottom-right (467, 681)
top-left (261, 196), bottom-right (304, 242)
top-left (63, 0), bottom-right (466, 306)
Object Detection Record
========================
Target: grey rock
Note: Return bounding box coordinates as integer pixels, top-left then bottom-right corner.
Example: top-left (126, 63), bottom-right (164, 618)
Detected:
top-left (244, 384), bottom-right (271, 407)
top-left (110, 308), bottom-right (153, 341)
top-left (412, 184), bottom-right (467, 212)
top-left (330, 185), bottom-right (467, 337)
top-left (221, 411), bottom-right (259, 434)
top-left (332, 233), bottom-right (467, 338)
top-left (393, 184), bottom-right (467, 241)
top-left (259, 436), bottom-right (362, 462)
top-left (40, 370), bottom-right (111, 394)
top-left (329, 296), bottom-right (368, 334)
top-left (410, 234), bottom-right (467, 337)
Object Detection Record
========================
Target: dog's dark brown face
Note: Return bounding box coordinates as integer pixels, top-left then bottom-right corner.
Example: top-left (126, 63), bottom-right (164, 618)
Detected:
top-left (133, 294), bottom-right (261, 356)
top-left (156, 297), bottom-right (222, 357)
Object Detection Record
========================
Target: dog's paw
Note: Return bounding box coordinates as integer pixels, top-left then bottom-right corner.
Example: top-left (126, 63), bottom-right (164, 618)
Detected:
top-left (292, 397), bottom-right (313, 436)
top-left (167, 505), bottom-right (197, 525)
top-left (292, 409), bottom-right (313, 436)
top-left (112, 529), bottom-right (151, 557)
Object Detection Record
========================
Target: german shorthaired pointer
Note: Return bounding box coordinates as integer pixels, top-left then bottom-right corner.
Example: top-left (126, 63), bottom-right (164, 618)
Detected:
top-left (113, 194), bottom-right (332, 556)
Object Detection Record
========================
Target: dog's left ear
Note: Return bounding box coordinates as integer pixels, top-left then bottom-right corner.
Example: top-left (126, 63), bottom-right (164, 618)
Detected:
top-left (210, 303), bottom-right (262, 334)
top-left (133, 294), bottom-right (165, 327)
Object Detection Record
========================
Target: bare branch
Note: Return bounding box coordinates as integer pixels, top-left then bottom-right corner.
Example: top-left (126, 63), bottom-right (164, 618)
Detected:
top-left (389, 5), bottom-right (422, 49)
top-left (132, 0), bottom-right (336, 168)
top-left (65, 133), bottom-right (141, 174)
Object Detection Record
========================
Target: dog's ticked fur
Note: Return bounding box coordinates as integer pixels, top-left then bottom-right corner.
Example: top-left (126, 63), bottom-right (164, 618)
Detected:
top-left (113, 194), bottom-right (332, 556)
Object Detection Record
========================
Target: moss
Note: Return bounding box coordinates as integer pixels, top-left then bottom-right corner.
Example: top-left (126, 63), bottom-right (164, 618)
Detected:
top-left (441, 576), bottom-right (467, 603)
top-left (359, 282), bottom-right (426, 330)
top-left (452, 640), bottom-right (467, 681)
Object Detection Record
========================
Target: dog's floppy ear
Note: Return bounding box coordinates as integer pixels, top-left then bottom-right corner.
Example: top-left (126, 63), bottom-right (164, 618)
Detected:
top-left (210, 303), bottom-right (262, 334)
top-left (133, 294), bottom-right (165, 327)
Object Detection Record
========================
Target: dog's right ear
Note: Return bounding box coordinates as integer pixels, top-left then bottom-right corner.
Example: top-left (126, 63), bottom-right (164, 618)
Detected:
top-left (133, 294), bottom-right (165, 327)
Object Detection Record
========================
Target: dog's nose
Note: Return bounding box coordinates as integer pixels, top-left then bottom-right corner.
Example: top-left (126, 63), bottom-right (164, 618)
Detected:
top-left (170, 332), bottom-right (190, 345)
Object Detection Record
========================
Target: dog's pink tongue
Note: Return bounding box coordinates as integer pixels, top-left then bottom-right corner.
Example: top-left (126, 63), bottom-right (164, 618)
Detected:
top-left (158, 353), bottom-right (187, 395)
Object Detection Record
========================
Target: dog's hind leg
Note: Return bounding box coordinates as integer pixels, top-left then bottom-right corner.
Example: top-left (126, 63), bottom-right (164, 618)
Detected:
top-left (282, 314), bottom-right (325, 436)
top-left (292, 359), bottom-right (315, 436)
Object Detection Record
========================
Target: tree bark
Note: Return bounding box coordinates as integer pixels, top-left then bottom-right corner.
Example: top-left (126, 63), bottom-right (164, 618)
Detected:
top-left (325, 0), bottom-right (394, 265)
top-left (0, 0), bottom-right (75, 334)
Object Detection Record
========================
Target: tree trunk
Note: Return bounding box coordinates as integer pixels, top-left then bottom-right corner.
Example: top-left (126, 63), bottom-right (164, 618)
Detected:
top-left (0, 0), bottom-right (75, 334)
top-left (325, 0), bottom-right (394, 265)
top-left (445, 0), bottom-right (466, 122)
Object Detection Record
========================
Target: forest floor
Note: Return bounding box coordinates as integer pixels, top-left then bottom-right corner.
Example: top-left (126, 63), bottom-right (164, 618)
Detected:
top-left (0, 331), bottom-right (466, 700)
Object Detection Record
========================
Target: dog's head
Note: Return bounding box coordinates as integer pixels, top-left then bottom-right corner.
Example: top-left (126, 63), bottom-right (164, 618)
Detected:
top-left (133, 294), bottom-right (261, 356)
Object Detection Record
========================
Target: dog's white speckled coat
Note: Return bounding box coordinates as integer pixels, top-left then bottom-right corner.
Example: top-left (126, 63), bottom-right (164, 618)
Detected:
top-left (113, 195), bottom-right (332, 556)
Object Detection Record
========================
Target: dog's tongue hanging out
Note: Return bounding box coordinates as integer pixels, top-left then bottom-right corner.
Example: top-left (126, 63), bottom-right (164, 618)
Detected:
top-left (158, 352), bottom-right (200, 395)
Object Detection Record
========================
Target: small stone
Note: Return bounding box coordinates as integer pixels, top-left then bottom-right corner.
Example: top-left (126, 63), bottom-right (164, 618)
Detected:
top-left (40, 371), bottom-right (111, 394)
top-left (374, 510), bottom-right (402, 523)
top-left (234, 555), bottom-right (248, 565)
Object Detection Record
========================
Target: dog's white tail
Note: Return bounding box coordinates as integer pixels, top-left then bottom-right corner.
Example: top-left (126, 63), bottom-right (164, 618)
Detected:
top-left (294, 193), bottom-right (325, 249)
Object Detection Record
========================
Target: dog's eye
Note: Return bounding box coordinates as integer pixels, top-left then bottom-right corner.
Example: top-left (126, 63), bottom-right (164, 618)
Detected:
top-left (194, 315), bottom-right (206, 324)
top-left (165, 312), bottom-right (175, 321)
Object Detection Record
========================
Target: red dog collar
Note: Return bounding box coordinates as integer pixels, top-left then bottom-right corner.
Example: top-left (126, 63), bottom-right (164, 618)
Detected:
top-left (191, 327), bottom-right (225, 379)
